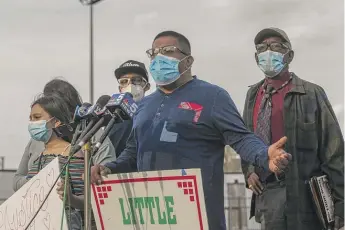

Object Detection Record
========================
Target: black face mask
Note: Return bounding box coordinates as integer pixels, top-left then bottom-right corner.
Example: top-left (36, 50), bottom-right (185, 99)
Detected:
top-left (53, 123), bottom-right (76, 143)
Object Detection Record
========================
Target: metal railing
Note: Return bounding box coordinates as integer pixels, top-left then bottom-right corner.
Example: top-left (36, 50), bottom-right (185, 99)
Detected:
top-left (224, 196), bottom-right (261, 230)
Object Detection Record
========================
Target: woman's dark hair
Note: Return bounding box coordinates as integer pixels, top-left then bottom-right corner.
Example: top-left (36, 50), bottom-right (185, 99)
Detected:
top-left (43, 78), bottom-right (83, 113)
top-left (31, 94), bottom-right (73, 125)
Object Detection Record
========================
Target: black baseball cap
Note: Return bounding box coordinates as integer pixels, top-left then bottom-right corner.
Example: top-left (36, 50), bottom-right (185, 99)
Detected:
top-left (254, 27), bottom-right (292, 49)
top-left (114, 60), bottom-right (149, 82)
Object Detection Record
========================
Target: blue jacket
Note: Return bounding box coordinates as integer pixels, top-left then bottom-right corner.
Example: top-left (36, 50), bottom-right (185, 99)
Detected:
top-left (106, 78), bottom-right (269, 229)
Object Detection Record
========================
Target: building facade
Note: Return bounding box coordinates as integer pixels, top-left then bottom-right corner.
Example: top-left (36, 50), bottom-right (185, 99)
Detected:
top-left (0, 170), bottom-right (15, 205)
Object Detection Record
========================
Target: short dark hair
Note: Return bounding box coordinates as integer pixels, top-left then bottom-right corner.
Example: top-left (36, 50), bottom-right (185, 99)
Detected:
top-left (32, 94), bottom-right (73, 125)
top-left (154, 30), bottom-right (191, 54)
top-left (43, 78), bottom-right (83, 113)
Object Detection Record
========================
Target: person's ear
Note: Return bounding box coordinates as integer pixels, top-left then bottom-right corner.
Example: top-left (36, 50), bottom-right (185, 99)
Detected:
top-left (144, 83), bottom-right (151, 92)
top-left (54, 120), bottom-right (62, 129)
top-left (285, 50), bottom-right (294, 64)
top-left (187, 56), bottom-right (194, 67)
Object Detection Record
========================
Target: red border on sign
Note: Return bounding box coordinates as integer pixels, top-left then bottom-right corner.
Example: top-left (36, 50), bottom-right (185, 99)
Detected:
top-left (91, 175), bottom-right (204, 230)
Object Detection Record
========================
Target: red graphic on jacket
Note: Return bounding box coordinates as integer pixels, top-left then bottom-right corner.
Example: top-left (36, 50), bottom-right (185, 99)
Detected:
top-left (178, 102), bottom-right (203, 123)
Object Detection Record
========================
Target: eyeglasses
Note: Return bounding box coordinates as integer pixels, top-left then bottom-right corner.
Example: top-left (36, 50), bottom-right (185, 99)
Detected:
top-left (146, 45), bottom-right (189, 59)
top-left (255, 42), bottom-right (289, 53)
top-left (118, 76), bottom-right (147, 88)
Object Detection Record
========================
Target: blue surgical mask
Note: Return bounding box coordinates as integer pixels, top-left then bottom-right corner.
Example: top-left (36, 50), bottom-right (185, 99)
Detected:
top-left (149, 54), bottom-right (190, 86)
top-left (257, 50), bottom-right (287, 78)
top-left (28, 119), bottom-right (53, 143)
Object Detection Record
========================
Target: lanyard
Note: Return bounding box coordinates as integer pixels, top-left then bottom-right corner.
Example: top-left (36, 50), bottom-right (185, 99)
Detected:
top-left (262, 75), bottom-right (292, 106)
top-left (263, 75), bottom-right (292, 96)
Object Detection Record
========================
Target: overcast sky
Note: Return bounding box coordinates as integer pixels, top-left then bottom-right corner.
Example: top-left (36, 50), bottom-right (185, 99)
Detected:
top-left (0, 0), bottom-right (344, 169)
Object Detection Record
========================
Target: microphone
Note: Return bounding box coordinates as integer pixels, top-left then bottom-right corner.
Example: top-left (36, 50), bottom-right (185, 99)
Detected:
top-left (92, 96), bottom-right (115, 125)
top-left (73, 103), bottom-right (92, 123)
top-left (69, 102), bottom-right (92, 146)
top-left (71, 95), bottom-right (112, 155)
top-left (92, 93), bottom-right (138, 154)
top-left (82, 95), bottom-right (111, 121)
top-left (75, 95), bottom-right (111, 145)
top-left (71, 116), bottom-right (106, 155)
top-left (92, 118), bottom-right (117, 154)
top-left (106, 92), bottom-right (138, 120)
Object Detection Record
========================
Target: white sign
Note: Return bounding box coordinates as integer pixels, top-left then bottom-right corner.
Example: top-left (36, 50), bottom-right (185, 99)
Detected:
top-left (0, 158), bottom-right (68, 230)
top-left (91, 168), bottom-right (208, 230)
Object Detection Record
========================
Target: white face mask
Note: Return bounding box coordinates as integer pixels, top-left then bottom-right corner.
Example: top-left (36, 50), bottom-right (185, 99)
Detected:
top-left (121, 84), bottom-right (145, 102)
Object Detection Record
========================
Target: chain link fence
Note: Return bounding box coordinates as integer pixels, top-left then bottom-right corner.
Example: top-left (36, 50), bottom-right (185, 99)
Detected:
top-left (224, 197), bottom-right (261, 230)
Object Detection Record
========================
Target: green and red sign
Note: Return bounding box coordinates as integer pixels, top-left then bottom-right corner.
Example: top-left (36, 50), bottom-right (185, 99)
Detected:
top-left (91, 169), bottom-right (208, 230)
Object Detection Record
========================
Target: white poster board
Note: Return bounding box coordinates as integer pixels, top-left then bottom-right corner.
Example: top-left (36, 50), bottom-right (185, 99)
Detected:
top-left (91, 168), bottom-right (208, 230)
top-left (0, 158), bottom-right (68, 230)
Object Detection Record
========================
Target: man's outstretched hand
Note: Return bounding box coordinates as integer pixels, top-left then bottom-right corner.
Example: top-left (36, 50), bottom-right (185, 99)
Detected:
top-left (90, 164), bottom-right (111, 185)
top-left (268, 136), bottom-right (292, 173)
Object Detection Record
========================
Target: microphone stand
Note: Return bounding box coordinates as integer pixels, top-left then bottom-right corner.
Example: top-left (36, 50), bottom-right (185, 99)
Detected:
top-left (74, 117), bottom-right (105, 230)
top-left (83, 141), bottom-right (92, 230)
top-left (85, 2), bottom-right (94, 229)
top-left (79, 1), bottom-right (106, 229)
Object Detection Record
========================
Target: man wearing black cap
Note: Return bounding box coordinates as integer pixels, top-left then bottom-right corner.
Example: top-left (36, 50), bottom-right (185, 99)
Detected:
top-left (114, 60), bottom-right (151, 102)
top-left (108, 60), bottom-right (150, 158)
top-left (241, 27), bottom-right (344, 230)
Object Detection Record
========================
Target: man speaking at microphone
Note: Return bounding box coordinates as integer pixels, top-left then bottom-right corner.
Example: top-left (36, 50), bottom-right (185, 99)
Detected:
top-left (91, 30), bottom-right (292, 230)
top-left (108, 60), bottom-right (150, 158)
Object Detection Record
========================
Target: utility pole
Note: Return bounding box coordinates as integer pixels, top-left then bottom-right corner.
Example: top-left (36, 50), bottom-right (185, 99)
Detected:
top-left (79, 0), bottom-right (104, 104)
top-left (78, 1), bottom-right (106, 229)
top-left (89, 3), bottom-right (94, 104)
top-left (0, 157), bottom-right (4, 170)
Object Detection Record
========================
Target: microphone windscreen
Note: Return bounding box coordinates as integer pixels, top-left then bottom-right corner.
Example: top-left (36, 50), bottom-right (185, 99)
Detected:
top-left (126, 92), bottom-right (133, 98)
top-left (95, 95), bottom-right (111, 107)
top-left (73, 102), bottom-right (92, 121)
top-left (106, 93), bottom-right (138, 120)
top-left (82, 102), bottom-right (92, 106)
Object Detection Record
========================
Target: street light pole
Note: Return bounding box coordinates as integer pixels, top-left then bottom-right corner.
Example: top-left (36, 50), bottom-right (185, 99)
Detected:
top-left (89, 3), bottom-right (94, 105)
top-left (79, 1), bottom-right (104, 229)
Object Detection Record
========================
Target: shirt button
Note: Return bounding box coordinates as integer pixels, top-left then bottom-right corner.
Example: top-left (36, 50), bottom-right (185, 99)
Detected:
top-left (161, 104), bottom-right (164, 107)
